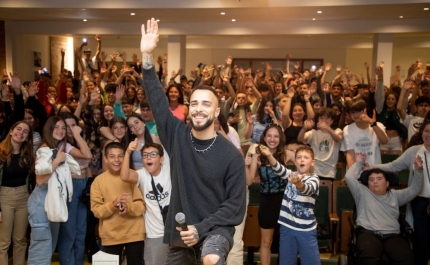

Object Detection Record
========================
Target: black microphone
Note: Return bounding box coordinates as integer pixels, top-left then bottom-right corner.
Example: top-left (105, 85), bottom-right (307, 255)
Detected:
top-left (175, 212), bottom-right (188, 231)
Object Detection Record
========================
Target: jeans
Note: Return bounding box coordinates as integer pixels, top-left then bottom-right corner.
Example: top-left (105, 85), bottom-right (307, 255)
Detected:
top-left (27, 184), bottom-right (60, 265)
top-left (58, 177), bottom-right (88, 265)
top-left (0, 185), bottom-right (29, 265)
top-left (279, 225), bottom-right (320, 265)
top-left (103, 240), bottom-right (144, 265)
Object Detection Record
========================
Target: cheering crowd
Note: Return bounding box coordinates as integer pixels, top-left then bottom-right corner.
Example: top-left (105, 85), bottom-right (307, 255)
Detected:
top-left (0, 18), bottom-right (430, 265)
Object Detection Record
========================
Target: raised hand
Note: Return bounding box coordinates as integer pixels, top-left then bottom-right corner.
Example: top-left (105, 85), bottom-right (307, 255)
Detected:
top-left (414, 155), bottom-right (423, 170)
top-left (288, 172), bottom-right (305, 187)
top-left (294, 62), bottom-right (300, 70)
top-left (115, 84), bottom-right (125, 103)
top-left (336, 64), bottom-right (342, 72)
top-left (246, 112), bottom-right (254, 124)
top-left (74, 48), bottom-right (82, 58)
top-left (303, 119), bottom-right (314, 130)
top-left (374, 66), bottom-right (383, 79)
top-left (355, 152), bottom-right (367, 163)
top-left (82, 71), bottom-right (90, 82)
top-left (259, 145), bottom-right (271, 157)
top-left (127, 138), bottom-right (139, 154)
top-left (403, 80), bottom-right (413, 91)
top-left (27, 81), bottom-right (39, 97)
top-left (61, 48), bottom-right (65, 57)
top-left (100, 51), bottom-right (107, 62)
top-left (132, 53), bottom-right (138, 63)
top-left (8, 71), bottom-right (21, 90)
top-left (225, 56), bottom-right (233, 65)
top-left (287, 86), bottom-right (295, 98)
top-left (71, 124), bottom-right (82, 136)
top-left (95, 34), bottom-right (101, 42)
top-left (324, 63), bottom-right (332, 72)
top-left (90, 89), bottom-right (99, 105)
top-left (364, 62), bottom-right (369, 70)
top-left (79, 85), bottom-right (88, 105)
top-left (140, 18), bottom-right (159, 55)
top-left (122, 52), bottom-right (127, 62)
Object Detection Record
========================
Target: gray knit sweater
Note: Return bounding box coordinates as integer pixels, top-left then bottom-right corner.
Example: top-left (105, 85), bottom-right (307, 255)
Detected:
top-left (143, 66), bottom-right (246, 247)
top-left (346, 161), bottom-right (423, 234)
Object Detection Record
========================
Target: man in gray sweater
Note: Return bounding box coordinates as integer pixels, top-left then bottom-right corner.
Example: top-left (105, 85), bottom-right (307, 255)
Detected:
top-left (346, 153), bottom-right (424, 265)
top-left (140, 18), bottom-right (246, 265)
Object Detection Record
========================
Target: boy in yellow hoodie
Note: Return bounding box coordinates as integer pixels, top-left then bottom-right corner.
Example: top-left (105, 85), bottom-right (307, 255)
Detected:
top-left (91, 142), bottom-right (146, 265)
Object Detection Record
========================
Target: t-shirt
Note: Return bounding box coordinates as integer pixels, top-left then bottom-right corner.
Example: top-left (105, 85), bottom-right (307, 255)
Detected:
top-left (402, 115), bottom-right (424, 141)
top-left (227, 126), bottom-right (241, 149)
top-left (145, 120), bottom-right (158, 137)
top-left (341, 122), bottom-right (386, 166)
top-left (304, 128), bottom-right (342, 179)
top-left (136, 150), bottom-right (170, 238)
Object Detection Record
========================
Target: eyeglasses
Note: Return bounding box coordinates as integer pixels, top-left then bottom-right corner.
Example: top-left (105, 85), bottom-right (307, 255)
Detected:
top-left (142, 151), bottom-right (159, 159)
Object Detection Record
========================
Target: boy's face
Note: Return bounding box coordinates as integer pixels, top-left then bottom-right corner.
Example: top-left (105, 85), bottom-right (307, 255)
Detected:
top-left (294, 150), bottom-right (314, 174)
top-left (368, 173), bottom-right (389, 195)
top-left (122, 103), bottom-right (133, 117)
top-left (318, 115), bottom-right (333, 126)
top-left (350, 109), bottom-right (365, 122)
top-left (104, 148), bottom-right (124, 173)
top-left (142, 147), bottom-right (164, 175)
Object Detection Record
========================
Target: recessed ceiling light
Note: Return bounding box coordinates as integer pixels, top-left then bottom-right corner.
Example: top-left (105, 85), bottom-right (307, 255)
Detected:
top-left (399, 15), bottom-right (403, 18)
top-left (83, 19), bottom-right (87, 22)
top-left (424, 7), bottom-right (429, 10)
top-left (156, 19), bottom-right (160, 22)
top-left (317, 11), bottom-right (322, 14)
top-left (312, 18), bottom-right (316, 20)
top-left (221, 12), bottom-right (225, 15)
top-left (130, 13), bottom-right (135, 16)
top-left (232, 19), bottom-right (236, 22)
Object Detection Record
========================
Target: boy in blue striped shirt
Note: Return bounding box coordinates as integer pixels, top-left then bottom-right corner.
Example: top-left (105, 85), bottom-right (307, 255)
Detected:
top-left (260, 144), bottom-right (320, 265)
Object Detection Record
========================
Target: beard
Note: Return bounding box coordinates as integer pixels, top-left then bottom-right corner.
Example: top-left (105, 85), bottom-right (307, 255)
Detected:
top-left (191, 116), bottom-right (214, 132)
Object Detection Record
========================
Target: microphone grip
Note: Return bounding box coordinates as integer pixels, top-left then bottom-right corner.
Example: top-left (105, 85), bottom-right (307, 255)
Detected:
top-left (178, 222), bottom-right (188, 231)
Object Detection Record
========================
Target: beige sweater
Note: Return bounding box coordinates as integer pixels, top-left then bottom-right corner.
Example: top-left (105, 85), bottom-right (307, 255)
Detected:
top-left (91, 170), bottom-right (146, 246)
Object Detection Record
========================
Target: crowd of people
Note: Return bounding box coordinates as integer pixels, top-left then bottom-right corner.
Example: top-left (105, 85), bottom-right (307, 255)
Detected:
top-left (0, 17), bottom-right (429, 265)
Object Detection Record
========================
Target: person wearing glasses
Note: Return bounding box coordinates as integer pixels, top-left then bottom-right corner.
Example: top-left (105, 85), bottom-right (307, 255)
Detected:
top-left (121, 140), bottom-right (171, 265)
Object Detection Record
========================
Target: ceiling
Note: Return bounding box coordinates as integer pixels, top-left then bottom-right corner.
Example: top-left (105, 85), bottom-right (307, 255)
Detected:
top-left (0, 4), bottom-right (429, 23)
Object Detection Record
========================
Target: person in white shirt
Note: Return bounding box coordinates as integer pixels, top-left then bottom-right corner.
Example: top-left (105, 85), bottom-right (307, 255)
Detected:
top-left (341, 99), bottom-right (388, 169)
top-left (120, 139), bottom-right (170, 265)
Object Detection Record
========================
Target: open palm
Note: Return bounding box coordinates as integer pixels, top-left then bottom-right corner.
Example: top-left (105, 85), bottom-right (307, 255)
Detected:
top-left (140, 18), bottom-right (159, 54)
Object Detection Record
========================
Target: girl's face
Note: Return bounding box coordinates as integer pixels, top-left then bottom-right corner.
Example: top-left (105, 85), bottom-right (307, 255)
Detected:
top-left (65, 118), bottom-right (77, 138)
top-left (275, 83), bottom-right (283, 95)
top-left (264, 127), bottom-right (280, 150)
top-left (127, 88), bottom-right (136, 99)
top-left (332, 106), bottom-right (341, 116)
top-left (66, 87), bottom-right (73, 99)
top-left (10, 122), bottom-right (30, 144)
top-left (87, 82), bottom-right (96, 93)
top-left (95, 94), bottom-right (102, 105)
top-left (93, 109), bottom-right (101, 122)
top-left (53, 120), bottom-right (66, 142)
top-left (137, 90), bottom-right (145, 102)
top-left (292, 105), bottom-right (305, 121)
top-left (168, 87), bottom-right (180, 101)
top-left (127, 117), bottom-right (145, 136)
top-left (111, 122), bottom-right (127, 139)
top-left (313, 102), bottom-right (321, 112)
top-left (24, 112), bottom-right (35, 128)
top-left (386, 94), bottom-right (397, 108)
top-left (264, 101), bottom-right (274, 115)
top-left (104, 106), bottom-right (114, 121)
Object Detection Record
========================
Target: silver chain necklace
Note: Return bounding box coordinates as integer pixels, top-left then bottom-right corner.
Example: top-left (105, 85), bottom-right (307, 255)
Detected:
top-left (190, 131), bottom-right (217, 153)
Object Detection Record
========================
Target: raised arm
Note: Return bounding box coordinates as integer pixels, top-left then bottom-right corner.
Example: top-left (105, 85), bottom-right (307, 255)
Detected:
top-left (397, 81), bottom-right (412, 120)
top-left (94, 34), bottom-right (101, 59)
top-left (374, 65), bottom-right (385, 114)
top-left (281, 87), bottom-right (294, 129)
top-left (395, 155), bottom-right (424, 206)
top-left (120, 138), bottom-right (139, 183)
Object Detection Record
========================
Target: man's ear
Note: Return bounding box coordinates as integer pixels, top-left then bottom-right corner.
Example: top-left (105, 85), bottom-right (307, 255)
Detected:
top-left (386, 181), bottom-right (389, 188)
top-left (215, 107), bottom-right (220, 118)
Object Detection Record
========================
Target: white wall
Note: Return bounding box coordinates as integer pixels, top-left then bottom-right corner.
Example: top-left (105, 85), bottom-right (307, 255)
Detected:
top-left (13, 34), bottom-right (50, 82)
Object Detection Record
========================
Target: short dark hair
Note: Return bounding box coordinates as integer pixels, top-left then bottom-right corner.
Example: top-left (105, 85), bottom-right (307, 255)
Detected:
top-left (104, 142), bottom-right (125, 157)
top-left (142, 142), bottom-right (164, 157)
top-left (415, 96), bottom-right (430, 106)
top-left (349, 99), bottom-right (367, 113)
top-left (105, 84), bottom-right (117, 94)
top-left (121, 97), bottom-right (133, 105)
top-left (190, 85), bottom-right (219, 102)
top-left (140, 99), bottom-right (150, 109)
top-left (295, 145), bottom-right (314, 159)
